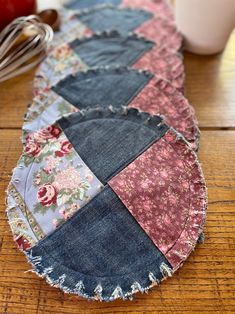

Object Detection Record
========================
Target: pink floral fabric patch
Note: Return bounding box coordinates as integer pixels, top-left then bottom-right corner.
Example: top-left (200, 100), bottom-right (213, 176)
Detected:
top-left (8, 125), bottom-right (103, 250)
top-left (129, 76), bottom-right (199, 150)
top-left (108, 129), bottom-right (207, 270)
top-left (135, 16), bottom-right (182, 51)
top-left (133, 47), bottom-right (184, 92)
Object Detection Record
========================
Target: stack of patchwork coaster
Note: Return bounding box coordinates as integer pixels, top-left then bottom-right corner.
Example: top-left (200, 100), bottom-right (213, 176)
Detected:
top-left (6, 0), bottom-right (207, 301)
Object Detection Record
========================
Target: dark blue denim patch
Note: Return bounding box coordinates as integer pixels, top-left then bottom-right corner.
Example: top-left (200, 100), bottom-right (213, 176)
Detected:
top-left (76, 7), bottom-right (153, 33)
top-left (52, 67), bottom-right (153, 109)
top-left (70, 31), bottom-right (155, 68)
top-left (58, 107), bottom-right (169, 183)
top-left (66, 0), bottom-right (121, 11)
top-left (26, 185), bottom-right (172, 300)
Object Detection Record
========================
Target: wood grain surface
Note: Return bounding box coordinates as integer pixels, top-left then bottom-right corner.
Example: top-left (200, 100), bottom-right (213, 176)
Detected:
top-left (0, 31), bottom-right (235, 314)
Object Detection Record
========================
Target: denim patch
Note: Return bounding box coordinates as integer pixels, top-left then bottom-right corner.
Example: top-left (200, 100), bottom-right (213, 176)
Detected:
top-left (70, 31), bottom-right (155, 68)
top-left (58, 107), bottom-right (169, 183)
top-left (76, 6), bottom-right (153, 34)
top-left (52, 67), bottom-right (153, 109)
top-left (66, 0), bottom-right (121, 10)
top-left (25, 185), bottom-right (173, 300)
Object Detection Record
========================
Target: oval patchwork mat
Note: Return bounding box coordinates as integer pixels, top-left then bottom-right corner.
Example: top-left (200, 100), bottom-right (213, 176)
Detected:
top-left (7, 108), bottom-right (207, 301)
top-left (34, 31), bottom-right (184, 94)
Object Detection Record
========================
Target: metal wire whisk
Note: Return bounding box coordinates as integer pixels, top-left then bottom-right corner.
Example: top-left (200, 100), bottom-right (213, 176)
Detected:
top-left (0, 15), bottom-right (53, 82)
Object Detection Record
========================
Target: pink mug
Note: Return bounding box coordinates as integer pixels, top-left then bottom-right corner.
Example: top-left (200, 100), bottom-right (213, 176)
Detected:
top-left (175, 0), bottom-right (235, 55)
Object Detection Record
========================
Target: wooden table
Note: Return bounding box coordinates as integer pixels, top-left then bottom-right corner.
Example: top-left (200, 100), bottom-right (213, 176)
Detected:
top-left (0, 30), bottom-right (235, 314)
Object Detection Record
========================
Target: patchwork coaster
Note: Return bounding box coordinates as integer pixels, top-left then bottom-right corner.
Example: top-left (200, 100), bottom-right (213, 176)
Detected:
top-left (7, 107), bottom-right (207, 301)
top-left (74, 6), bottom-right (182, 51)
top-left (34, 31), bottom-right (184, 94)
top-left (48, 4), bottom-right (181, 54)
top-left (26, 67), bottom-right (198, 149)
top-left (66, 0), bottom-right (174, 22)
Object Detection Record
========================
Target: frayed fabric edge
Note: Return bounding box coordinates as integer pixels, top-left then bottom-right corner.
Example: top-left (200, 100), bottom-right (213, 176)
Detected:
top-left (24, 249), bottom-right (173, 302)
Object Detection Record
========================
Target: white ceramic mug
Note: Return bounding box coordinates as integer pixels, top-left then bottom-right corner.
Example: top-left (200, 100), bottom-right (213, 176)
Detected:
top-left (175, 0), bottom-right (235, 55)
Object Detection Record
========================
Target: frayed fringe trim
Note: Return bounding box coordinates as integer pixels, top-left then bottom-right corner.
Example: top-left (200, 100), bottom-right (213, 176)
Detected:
top-left (70, 29), bottom-right (155, 46)
top-left (163, 127), bottom-right (208, 271)
top-left (53, 65), bottom-right (154, 91)
top-left (24, 250), bottom-right (173, 302)
top-left (59, 105), bottom-right (166, 133)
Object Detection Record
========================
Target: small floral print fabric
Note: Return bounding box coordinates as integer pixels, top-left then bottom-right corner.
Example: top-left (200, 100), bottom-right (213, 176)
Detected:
top-left (135, 15), bottom-right (182, 51)
top-left (129, 76), bottom-right (199, 150)
top-left (133, 47), bottom-right (184, 92)
top-left (9, 125), bottom-right (103, 249)
top-left (109, 129), bottom-right (207, 270)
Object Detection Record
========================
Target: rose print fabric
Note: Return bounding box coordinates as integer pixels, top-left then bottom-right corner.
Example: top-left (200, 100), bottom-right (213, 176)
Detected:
top-left (109, 129), bottom-right (207, 270)
top-left (8, 125), bottom-right (103, 249)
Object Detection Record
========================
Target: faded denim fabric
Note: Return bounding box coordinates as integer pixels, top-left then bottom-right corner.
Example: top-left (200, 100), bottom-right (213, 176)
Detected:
top-left (52, 67), bottom-right (153, 109)
top-left (58, 107), bottom-right (169, 183)
top-left (76, 7), bottom-right (153, 34)
top-left (66, 0), bottom-right (121, 11)
top-left (26, 185), bottom-right (172, 300)
top-left (70, 32), bottom-right (155, 67)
